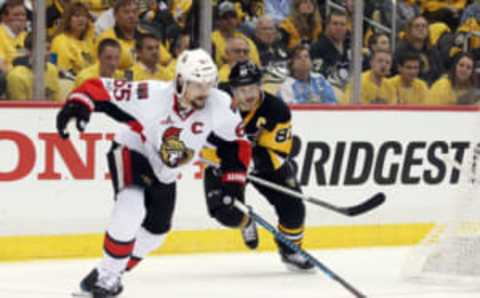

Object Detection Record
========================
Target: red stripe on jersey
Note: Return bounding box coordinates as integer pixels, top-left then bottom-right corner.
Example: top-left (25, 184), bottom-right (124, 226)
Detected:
top-left (236, 139), bottom-right (251, 169)
top-left (73, 78), bottom-right (111, 102)
top-left (127, 120), bottom-right (146, 142)
top-left (122, 147), bottom-right (133, 186)
top-left (103, 233), bottom-right (134, 258)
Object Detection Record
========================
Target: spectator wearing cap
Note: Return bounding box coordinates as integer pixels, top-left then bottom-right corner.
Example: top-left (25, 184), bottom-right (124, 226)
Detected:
top-left (75, 38), bottom-right (125, 87)
top-left (211, 0), bottom-right (260, 67)
top-left (6, 33), bottom-right (60, 101)
top-left (50, 1), bottom-right (95, 77)
top-left (0, 0), bottom-right (27, 72)
top-left (96, 0), bottom-right (172, 70)
top-left (125, 33), bottom-right (171, 81)
top-left (278, 45), bottom-right (337, 104)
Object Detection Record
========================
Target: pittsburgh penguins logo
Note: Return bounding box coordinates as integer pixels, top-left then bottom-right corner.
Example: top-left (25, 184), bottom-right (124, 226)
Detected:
top-left (159, 127), bottom-right (194, 168)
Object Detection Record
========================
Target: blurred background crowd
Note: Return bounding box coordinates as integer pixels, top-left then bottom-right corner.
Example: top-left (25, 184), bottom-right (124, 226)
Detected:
top-left (0, 0), bottom-right (478, 104)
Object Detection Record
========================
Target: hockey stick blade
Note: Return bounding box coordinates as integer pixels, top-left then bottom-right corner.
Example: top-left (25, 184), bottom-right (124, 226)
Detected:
top-left (306, 192), bottom-right (386, 216)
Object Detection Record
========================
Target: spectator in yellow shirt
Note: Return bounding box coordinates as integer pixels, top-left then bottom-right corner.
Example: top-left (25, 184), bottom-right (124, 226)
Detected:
top-left (428, 52), bottom-right (478, 105)
top-left (96, 0), bottom-right (172, 70)
top-left (125, 33), bottom-right (171, 81)
top-left (50, 1), bottom-right (95, 77)
top-left (75, 38), bottom-right (125, 87)
top-left (387, 51), bottom-right (429, 104)
top-left (343, 49), bottom-right (396, 104)
top-left (6, 33), bottom-right (60, 101)
top-left (211, 1), bottom-right (260, 67)
top-left (0, 0), bottom-right (27, 72)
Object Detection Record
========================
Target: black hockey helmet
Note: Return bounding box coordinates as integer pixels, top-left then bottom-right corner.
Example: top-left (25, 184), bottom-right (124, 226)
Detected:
top-left (229, 61), bottom-right (262, 87)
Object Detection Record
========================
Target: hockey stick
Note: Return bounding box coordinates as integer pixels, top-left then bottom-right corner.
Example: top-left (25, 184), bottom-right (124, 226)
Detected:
top-left (233, 200), bottom-right (367, 298)
top-left (247, 174), bottom-right (385, 217)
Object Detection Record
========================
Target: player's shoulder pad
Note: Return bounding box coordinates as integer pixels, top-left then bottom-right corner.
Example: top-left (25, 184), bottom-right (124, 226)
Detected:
top-left (262, 91), bottom-right (291, 122)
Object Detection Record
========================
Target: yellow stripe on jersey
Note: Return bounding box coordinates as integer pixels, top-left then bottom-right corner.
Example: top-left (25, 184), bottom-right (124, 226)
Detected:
top-left (199, 147), bottom-right (221, 166)
top-left (257, 122), bottom-right (292, 155)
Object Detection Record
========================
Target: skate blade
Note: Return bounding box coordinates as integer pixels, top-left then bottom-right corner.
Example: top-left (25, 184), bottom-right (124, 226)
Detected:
top-left (71, 290), bottom-right (92, 297)
top-left (284, 263), bottom-right (317, 274)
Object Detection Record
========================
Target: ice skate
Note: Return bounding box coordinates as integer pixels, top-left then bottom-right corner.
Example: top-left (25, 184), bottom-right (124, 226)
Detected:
top-left (279, 249), bottom-right (316, 272)
top-left (241, 215), bottom-right (259, 249)
top-left (72, 268), bottom-right (123, 298)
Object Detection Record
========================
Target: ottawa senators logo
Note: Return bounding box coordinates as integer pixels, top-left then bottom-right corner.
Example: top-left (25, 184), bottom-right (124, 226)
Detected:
top-left (159, 127), bottom-right (194, 168)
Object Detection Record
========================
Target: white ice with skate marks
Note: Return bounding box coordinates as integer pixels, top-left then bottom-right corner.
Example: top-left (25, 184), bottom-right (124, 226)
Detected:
top-left (0, 247), bottom-right (479, 298)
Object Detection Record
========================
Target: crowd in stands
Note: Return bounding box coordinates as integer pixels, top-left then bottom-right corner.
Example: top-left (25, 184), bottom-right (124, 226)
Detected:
top-left (0, 0), bottom-right (478, 104)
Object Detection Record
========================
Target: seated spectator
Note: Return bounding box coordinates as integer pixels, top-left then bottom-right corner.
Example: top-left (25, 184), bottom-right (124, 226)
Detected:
top-left (75, 38), bottom-right (125, 87)
top-left (343, 49), bottom-right (396, 104)
top-left (211, 1), bottom-right (260, 67)
top-left (394, 16), bottom-right (445, 86)
top-left (278, 0), bottom-right (322, 50)
top-left (253, 15), bottom-right (289, 68)
top-left (386, 51), bottom-right (429, 104)
top-left (278, 45), bottom-right (337, 104)
top-left (0, 0), bottom-right (27, 72)
top-left (428, 52), bottom-right (478, 105)
top-left (6, 33), bottom-right (60, 101)
top-left (310, 10), bottom-right (351, 89)
top-left (50, 1), bottom-right (95, 77)
top-left (363, 32), bottom-right (391, 70)
top-left (253, 15), bottom-right (290, 94)
top-left (218, 36), bottom-right (251, 83)
top-left (96, 0), bottom-right (171, 70)
top-left (125, 33), bottom-right (170, 81)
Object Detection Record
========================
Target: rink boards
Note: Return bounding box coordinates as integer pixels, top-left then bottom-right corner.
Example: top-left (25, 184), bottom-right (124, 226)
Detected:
top-left (1, 103), bottom-right (479, 261)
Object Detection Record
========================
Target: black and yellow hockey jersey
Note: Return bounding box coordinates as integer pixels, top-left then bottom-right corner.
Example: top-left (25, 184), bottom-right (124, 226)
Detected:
top-left (239, 91), bottom-right (293, 173)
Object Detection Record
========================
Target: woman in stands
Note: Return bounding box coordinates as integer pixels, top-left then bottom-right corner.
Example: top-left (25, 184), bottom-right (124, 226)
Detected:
top-left (50, 1), bottom-right (95, 77)
top-left (428, 52), bottom-right (478, 105)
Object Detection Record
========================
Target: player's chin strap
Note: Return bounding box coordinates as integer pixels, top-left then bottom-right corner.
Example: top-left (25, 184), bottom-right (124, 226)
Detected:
top-left (232, 199), bottom-right (368, 298)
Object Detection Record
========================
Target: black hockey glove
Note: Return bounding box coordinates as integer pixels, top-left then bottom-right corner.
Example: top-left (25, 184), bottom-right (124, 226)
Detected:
top-left (221, 172), bottom-right (246, 208)
top-left (56, 100), bottom-right (91, 139)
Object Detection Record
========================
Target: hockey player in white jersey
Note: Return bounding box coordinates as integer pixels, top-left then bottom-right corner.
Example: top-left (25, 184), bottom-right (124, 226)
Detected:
top-left (56, 48), bottom-right (251, 298)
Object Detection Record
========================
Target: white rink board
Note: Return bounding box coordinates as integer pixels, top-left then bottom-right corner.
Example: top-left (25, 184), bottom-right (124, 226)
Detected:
top-left (1, 106), bottom-right (479, 236)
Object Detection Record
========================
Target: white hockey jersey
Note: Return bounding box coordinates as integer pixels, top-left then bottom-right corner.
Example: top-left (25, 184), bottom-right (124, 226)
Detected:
top-left (68, 78), bottom-right (245, 184)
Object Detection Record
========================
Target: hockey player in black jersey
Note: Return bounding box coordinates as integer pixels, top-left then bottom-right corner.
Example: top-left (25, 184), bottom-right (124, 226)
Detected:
top-left (202, 61), bottom-right (315, 271)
